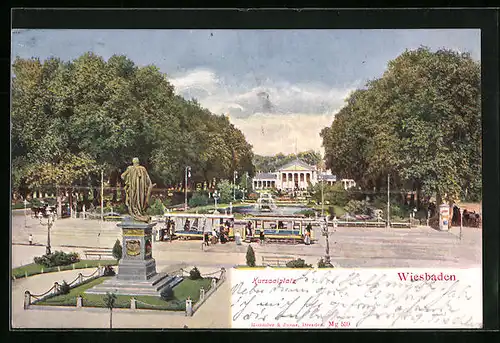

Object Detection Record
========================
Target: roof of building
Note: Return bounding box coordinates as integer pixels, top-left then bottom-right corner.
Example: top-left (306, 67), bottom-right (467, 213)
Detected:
top-left (278, 159), bottom-right (316, 172)
top-left (254, 172), bottom-right (278, 180)
top-left (318, 174), bottom-right (337, 181)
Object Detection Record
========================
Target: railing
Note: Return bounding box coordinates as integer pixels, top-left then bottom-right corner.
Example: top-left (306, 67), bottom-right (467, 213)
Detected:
top-left (190, 268), bottom-right (226, 315)
top-left (24, 266), bottom-right (104, 309)
top-left (24, 266), bottom-right (227, 315)
top-left (331, 219), bottom-right (415, 229)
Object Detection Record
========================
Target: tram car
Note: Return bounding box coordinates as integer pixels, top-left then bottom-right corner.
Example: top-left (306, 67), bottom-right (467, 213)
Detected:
top-left (242, 216), bottom-right (317, 244)
top-left (161, 213), bottom-right (236, 241)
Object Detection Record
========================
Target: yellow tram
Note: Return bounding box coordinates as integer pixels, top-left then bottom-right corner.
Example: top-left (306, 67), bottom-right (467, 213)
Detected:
top-left (162, 213), bottom-right (235, 241)
top-left (242, 216), bottom-right (316, 244)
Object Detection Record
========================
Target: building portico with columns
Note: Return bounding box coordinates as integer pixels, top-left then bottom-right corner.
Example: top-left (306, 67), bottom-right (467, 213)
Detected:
top-left (252, 159), bottom-right (356, 192)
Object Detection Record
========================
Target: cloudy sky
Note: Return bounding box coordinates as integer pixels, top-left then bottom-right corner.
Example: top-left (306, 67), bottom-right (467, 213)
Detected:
top-left (11, 29), bottom-right (480, 156)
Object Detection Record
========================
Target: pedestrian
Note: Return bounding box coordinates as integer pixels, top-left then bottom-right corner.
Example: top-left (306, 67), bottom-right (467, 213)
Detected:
top-left (259, 229), bottom-right (265, 245)
top-left (28, 234), bottom-right (33, 245)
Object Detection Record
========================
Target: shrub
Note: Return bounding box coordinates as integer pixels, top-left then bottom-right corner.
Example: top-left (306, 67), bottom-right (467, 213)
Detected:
top-left (246, 245), bottom-right (256, 267)
top-left (189, 267), bottom-right (202, 280)
top-left (146, 198), bottom-right (166, 215)
top-left (328, 183), bottom-right (349, 207)
top-left (113, 203), bottom-right (127, 214)
top-left (248, 193), bottom-right (259, 201)
top-left (296, 209), bottom-right (316, 217)
top-left (344, 200), bottom-right (370, 215)
top-left (59, 280), bottom-right (71, 295)
top-left (34, 251), bottom-right (80, 268)
top-left (112, 239), bottom-right (122, 260)
top-left (160, 286), bottom-right (175, 301)
top-left (317, 258), bottom-right (334, 268)
top-left (188, 192), bottom-right (209, 208)
top-left (286, 258), bottom-right (312, 268)
top-left (103, 265), bottom-right (116, 276)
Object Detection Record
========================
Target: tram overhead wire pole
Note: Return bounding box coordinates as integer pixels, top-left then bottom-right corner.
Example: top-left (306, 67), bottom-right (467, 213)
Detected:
top-left (387, 174), bottom-right (390, 228)
top-left (233, 171), bottom-right (238, 201)
top-left (185, 166), bottom-right (191, 211)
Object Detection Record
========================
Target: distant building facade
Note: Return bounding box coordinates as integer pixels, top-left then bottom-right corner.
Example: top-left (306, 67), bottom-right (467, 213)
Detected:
top-left (252, 159), bottom-right (356, 191)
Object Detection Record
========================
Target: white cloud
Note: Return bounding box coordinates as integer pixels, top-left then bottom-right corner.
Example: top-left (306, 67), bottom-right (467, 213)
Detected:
top-left (231, 113), bottom-right (334, 156)
top-left (169, 69), bottom-right (356, 155)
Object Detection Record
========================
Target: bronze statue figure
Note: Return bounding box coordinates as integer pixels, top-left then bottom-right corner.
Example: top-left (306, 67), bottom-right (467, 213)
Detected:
top-left (121, 158), bottom-right (155, 222)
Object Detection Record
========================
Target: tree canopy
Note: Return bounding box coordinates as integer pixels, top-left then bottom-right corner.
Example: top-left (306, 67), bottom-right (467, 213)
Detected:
top-left (11, 53), bottom-right (255, 200)
top-left (321, 47), bottom-right (481, 206)
top-left (253, 150), bottom-right (322, 173)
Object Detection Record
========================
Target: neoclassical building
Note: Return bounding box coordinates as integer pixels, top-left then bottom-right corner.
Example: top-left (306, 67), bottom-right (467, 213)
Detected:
top-left (252, 159), bottom-right (356, 191)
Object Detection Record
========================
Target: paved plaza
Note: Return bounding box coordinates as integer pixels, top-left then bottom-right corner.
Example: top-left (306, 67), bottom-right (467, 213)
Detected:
top-left (11, 210), bottom-right (482, 328)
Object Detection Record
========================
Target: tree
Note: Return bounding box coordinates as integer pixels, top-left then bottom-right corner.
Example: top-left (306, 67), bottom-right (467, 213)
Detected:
top-left (112, 239), bottom-right (122, 261)
top-left (11, 53), bottom-right (256, 202)
top-left (246, 245), bottom-right (256, 267)
top-left (103, 292), bottom-right (117, 330)
top-left (310, 182), bottom-right (349, 207)
top-left (321, 47), bottom-right (481, 208)
top-left (217, 180), bottom-right (233, 204)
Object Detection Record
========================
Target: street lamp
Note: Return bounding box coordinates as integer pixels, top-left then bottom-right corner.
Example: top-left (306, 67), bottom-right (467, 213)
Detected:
top-left (184, 166), bottom-right (191, 211)
top-left (38, 208), bottom-right (56, 255)
top-left (321, 217), bottom-right (331, 264)
top-left (23, 199), bottom-right (30, 229)
top-left (242, 188), bottom-right (247, 202)
top-left (213, 190), bottom-right (220, 213)
top-left (320, 170), bottom-right (325, 218)
top-left (233, 171), bottom-right (238, 201)
top-left (459, 207), bottom-right (464, 240)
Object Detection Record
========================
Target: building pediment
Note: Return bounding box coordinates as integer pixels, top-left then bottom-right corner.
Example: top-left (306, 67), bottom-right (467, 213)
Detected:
top-left (280, 164), bottom-right (311, 172)
top-left (278, 159), bottom-right (316, 172)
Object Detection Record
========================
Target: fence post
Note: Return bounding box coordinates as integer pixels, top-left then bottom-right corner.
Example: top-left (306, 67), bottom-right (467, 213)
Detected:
top-left (185, 298), bottom-right (193, 316)
top-left (41, 268), bottom-right (44, 274)
top-left (200, 287), bottom-right (205, 301)
top-left (58, 266), bottom-right (61, 272)
top-left (76, 296), bottom-right (82, 308)
top-left (73, 264), bottom-right (75, 270)
top-left (53, 282), bottom-right (59, 295)
top-left (24, 291), bottom-right (31, 309)
top-left (211, 278), bottom-right (217, 289)
top-left (25, 271), bottom-right (28, 278)
top-left (78, 273), bottom-right (83, 284)
top-left (131, 298), bottom-right (136, 310)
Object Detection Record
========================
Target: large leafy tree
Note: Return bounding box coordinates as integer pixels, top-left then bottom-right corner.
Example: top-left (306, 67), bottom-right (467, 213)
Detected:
top-left (321, 47), bottom-right (481, 207)
top-left (11, 53), bottom-right (255, 204)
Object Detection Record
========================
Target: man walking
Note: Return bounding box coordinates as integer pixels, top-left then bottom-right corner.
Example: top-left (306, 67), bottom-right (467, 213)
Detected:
top-left (28, 234), bottom-right (33, 245)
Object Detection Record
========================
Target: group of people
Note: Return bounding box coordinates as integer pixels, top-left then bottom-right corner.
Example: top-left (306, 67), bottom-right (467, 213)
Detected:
top-left (203, 220), bottom-right (232, 246)
top-left (158, 218), bottom-right (175, 241)
top-left (304, 223), bottom-right (312, 245)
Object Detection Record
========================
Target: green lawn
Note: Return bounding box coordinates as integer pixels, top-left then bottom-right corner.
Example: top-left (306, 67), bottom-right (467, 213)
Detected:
top-left (308, 204), bottom-right (346, 217)
top-left (12, 260), bottom-right (118, 279)
top-left (35, 276), bottom-right (213, 311)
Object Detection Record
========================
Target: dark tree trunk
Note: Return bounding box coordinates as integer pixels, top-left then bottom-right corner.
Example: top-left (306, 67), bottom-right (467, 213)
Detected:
top-left (110, 169), bottom-right (118, 202)
top-left (93, 188), bottom-right (99, 207)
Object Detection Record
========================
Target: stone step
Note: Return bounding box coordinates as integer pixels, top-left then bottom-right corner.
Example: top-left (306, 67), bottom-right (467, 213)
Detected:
top-left (157, 276), bottom-right (183, 291)
top-left (101, 276), bottom-right (176, 290)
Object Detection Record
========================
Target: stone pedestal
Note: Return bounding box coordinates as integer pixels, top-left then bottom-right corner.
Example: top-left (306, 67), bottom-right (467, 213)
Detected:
top-left (85, 218), bottom-right (184, 297)
top-left (116, 219), bottom-right (157, 281)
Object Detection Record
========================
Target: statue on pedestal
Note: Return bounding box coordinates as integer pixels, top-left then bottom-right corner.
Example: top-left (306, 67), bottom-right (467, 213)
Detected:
top-left (121, 158), bottom-right (155, 223)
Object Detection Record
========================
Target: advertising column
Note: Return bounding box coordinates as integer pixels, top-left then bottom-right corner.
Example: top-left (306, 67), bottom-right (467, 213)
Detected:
top-left (439, 203), bottom-right (450, 231)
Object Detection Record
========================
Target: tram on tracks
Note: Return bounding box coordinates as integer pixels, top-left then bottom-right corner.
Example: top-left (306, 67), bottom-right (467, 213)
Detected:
top-left (242, 215), bottom-right (318, 244)
top-left (161, 213), bottom-right (235, 241)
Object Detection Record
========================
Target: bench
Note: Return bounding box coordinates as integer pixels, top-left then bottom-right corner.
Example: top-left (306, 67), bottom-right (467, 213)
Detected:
top-left (390, 222), bottom-right (411, 229)
top-left (262, 255), bottom-right (296, 267)
top-left (84, 249), bottom-right (114, 260)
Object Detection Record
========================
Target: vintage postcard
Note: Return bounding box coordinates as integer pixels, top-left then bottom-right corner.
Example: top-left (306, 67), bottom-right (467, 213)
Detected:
top-left (11, 25), bottom-right (483, 329)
